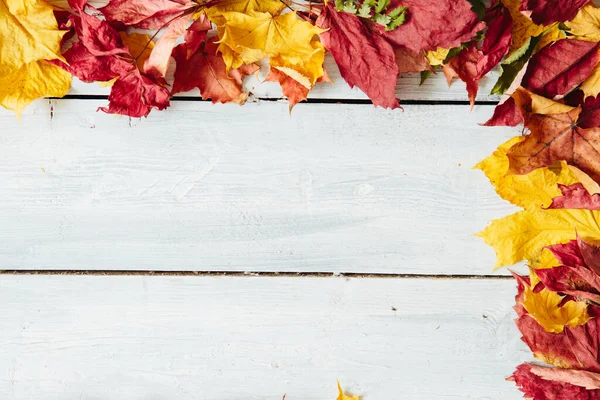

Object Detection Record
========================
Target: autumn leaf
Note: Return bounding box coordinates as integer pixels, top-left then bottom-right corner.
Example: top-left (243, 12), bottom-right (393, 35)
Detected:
top-left (0, 0), bottom-right (71, 114)
top-left (475, 136), bottom-right (579, 211)
top-left (445, 5), bottom-right (512, 107)
top-left (172, 36), bottom-right (258, 104)
top-left (316, 3), bottom-right (399, 109)
top-left (394, 47), bottom-right (431, 74)
top-left (521, 281), bottom-right (590, 333)
top-left (219, 11), bottom-right (323, 59)
top-left (475, 137), bottom-right (600, 268)
top-left (534, 237), bottom-right (600, 305)
top-left (206, 0), bottom-right (283, 24)
top-left (100, 0), bottom-right (199, 29)
top-left (520, 0), bottom-right (589, 25)
top-left (548, 183), bottom-right (600, 210)
top-left (381, 0), bottom-right (485, 52)
top-left (53, 0), bottom-right (171, 117)
top-left (581, 63), bottom-right (600, 99)
top-left (506, 108), bottom-right (600, 183)
top-left (513, 274), bottom-right (600, 371)
top-left (0, 61), bottom-right (71, 116)
top-left (512, 363), bottom-right (600, 398)
top-left (98, 68), bottom-right (170, 117)
top-left (521, 39), bottom-right (600, 100)
top-left (502, 0), bottom-right (564, 56)
top-left (337, 382), bottom-right (359, 400)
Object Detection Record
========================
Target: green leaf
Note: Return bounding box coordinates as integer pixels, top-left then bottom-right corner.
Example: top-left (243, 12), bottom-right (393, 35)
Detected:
top-left (419, 70), bottom-right (432, 86)
top-left (373, 12), bottom-right (391, 26)
top-left (358, 3), bottom-right (372, 17)
top-left (490, 34), bottom-right (542, 95)
top-left (386, 6), bottom-right (406, 30)
top-left (342, 0), bottom-right (358, 14)
top-left (443, 46), bottom-right (464, 63)
top-left (363, 0), bottom-right (377, 7)
top-left (335, 0), bottom-right (344, 11)
top-left (466, 0), bottom-right (485, 21)
top-left (375, 0), bottom-right (390, 13)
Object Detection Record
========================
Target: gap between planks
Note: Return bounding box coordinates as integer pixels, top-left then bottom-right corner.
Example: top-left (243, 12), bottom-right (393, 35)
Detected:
top-left (0, 269), bottom-right (513, 279)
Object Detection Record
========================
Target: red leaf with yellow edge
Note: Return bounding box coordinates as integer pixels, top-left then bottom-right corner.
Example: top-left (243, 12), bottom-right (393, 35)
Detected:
top-left (172, 38), bottom-right (258, 104)
top-left (512, 363), bottom-right (600, 399)
top-left (316, 3), bottom-right (399, 109)
top-left (520, 0), bottom-right (589, 25)
top-left (381, 0), bottom-right (485, 52)
top-left (521, 39), bottom-right (600, 100)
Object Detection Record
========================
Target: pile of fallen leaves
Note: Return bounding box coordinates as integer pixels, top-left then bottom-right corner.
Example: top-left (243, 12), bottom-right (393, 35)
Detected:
top-left (4, 0), bottom-right (600, 397)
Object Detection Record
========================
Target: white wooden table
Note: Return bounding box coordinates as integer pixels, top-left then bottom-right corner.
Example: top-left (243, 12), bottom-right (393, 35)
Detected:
top-left (0, 60), bottom-right (530, 399)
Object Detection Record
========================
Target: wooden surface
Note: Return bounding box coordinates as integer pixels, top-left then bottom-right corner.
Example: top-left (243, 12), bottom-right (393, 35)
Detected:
top-left (0, 275), bottom-right (528, 400)
top-left (0, 69), bottom-right (528, 398)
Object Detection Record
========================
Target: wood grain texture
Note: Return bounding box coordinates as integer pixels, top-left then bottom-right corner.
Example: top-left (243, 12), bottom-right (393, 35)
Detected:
top-left (0, 100), bottom-right (519, 273)
top-left (0, 275), bottom-right (529, 400)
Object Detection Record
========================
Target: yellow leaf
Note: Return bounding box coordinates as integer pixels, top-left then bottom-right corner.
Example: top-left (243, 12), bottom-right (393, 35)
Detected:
top-left (218, 11), bottom-right (324, 58)
top-left (476, 207), bottom-right (600, 268)
top-left (580, 61), bottom-right (600, 98)
top-left (270, 40), bottom-right (325, 87)
top-left (501, 0), bottom-right (564, 56)
top-left (529, 248), bottom-right (561, 269)
top-left (569, 165), bottom-right (600, 195)
top-left (425, 47), bottom-right (450, 66)
top-left (474, 136), bottom-right (578, 211)
top-left (119, 32), bottom-right (154, 72)
top-left (522, 282), bottom-right (590, 333)
top-left (0, 60), bottom-right (71, 117)
top-left (0, 0), bottom-right (70, 114)
top-left (511, 87), bottom-right (576, 115)
top-left (337, 382), bottom-right (359, 400)
top-left (206, 0), bottom-right (284, 26)
top-left (0, 0), bottom-right (66, 76)
top-left (565, 5), bottom-right (600, 42)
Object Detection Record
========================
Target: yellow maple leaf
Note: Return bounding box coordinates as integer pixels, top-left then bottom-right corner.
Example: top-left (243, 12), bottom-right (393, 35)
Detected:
top-left (565, 4), bottom-right (600, 42)
top-left (475, 135), bottom-right (600, 268)
top-left (337, 382), bottom-right (359, 400)
top-left (270, 40), bottom-right (326, 87)
top-left (580, 61), bottom-right (600, 98)
top-left (0, 61), bottom-right (70, 116)
top-left (0, 0), bottom-right (65, 75)
top-left (529, 248), bottom-right (561, 269)
top-left (0, 0), bottom-right (71, 115)
top-left (522, 281), bottom-right (590, 333)
top-left (474, 136), bottom-right (578, 211)
top-left (206, 0), bottom-right (284, 25)
top-left (218, 11), bottom-right (324, 58)
top-left (477, 206), bottom-right (600, 268)
top-left (425, 47), bottom-right (450, 66)
top-left (502, 0), bottom-right (564, 56)
top-left (511, 87), bottom-right (576, 115)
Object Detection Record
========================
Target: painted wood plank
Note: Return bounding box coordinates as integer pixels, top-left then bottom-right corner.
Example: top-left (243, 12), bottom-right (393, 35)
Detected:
top-left (0, 100), bottom-right (518, 274)
top-left (0, 275), bottom-right (529, 400)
